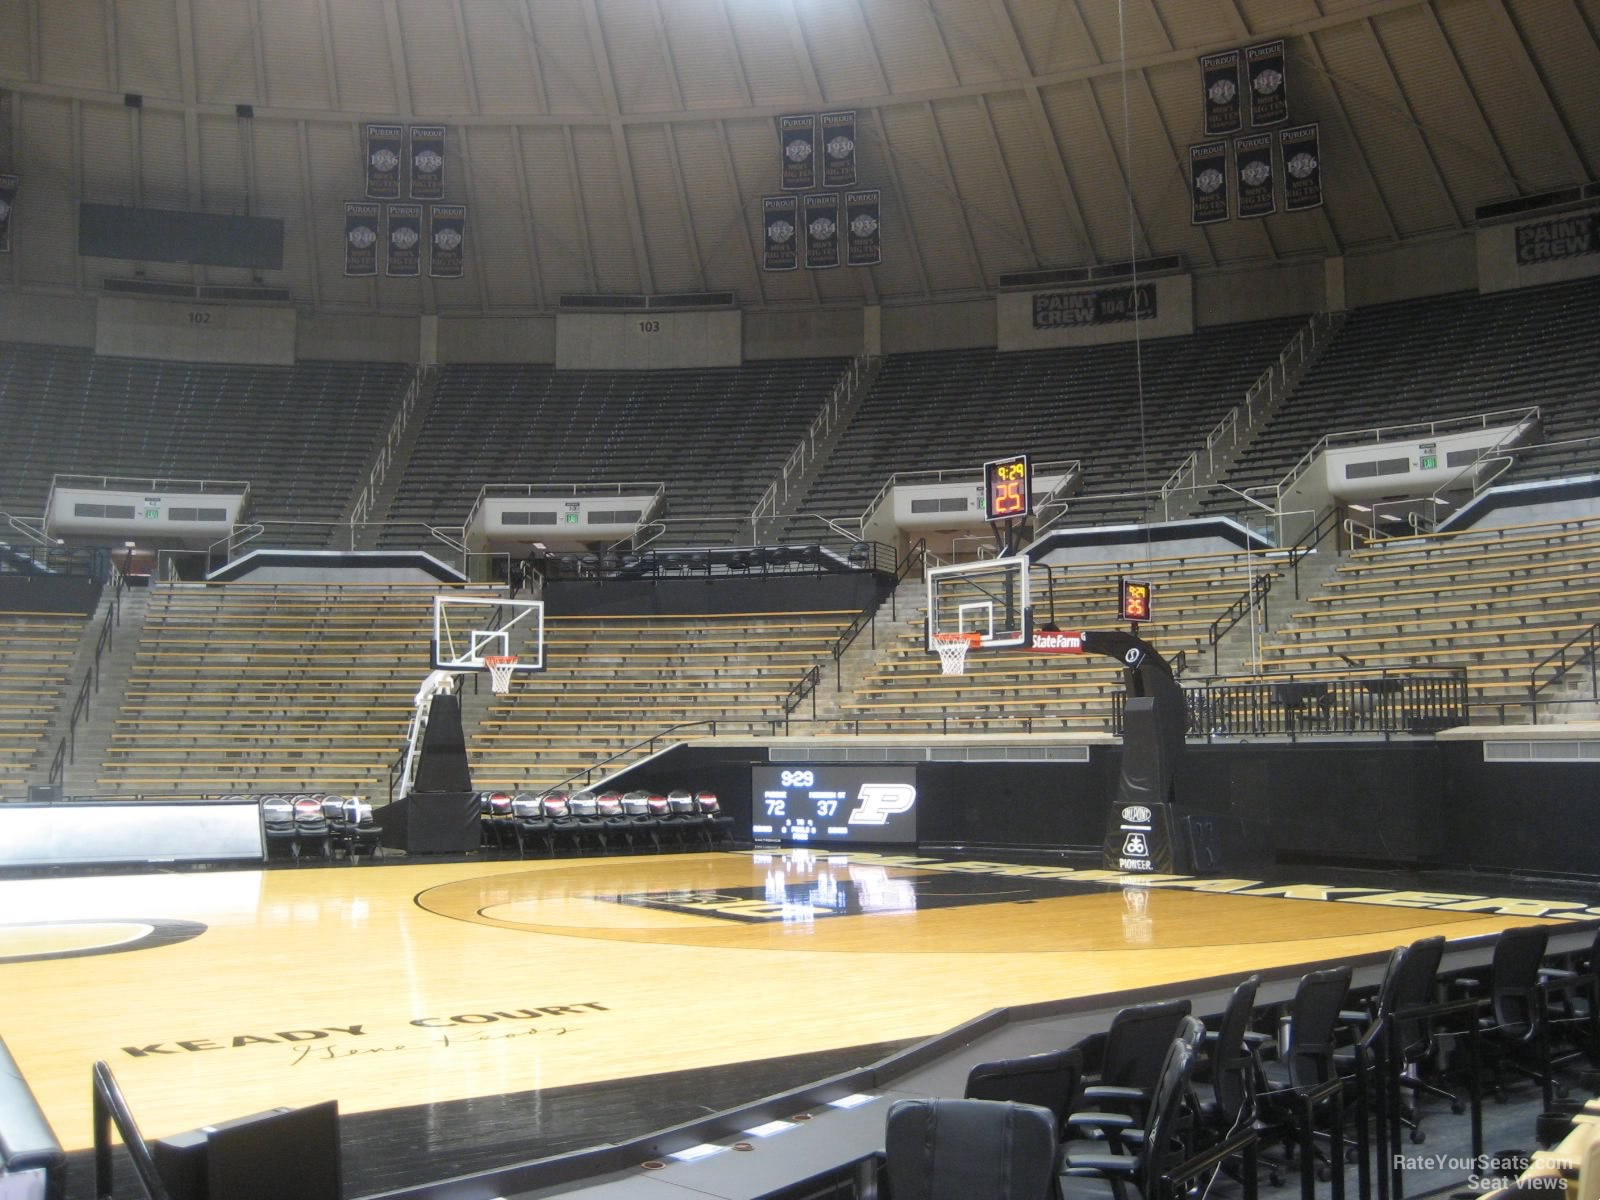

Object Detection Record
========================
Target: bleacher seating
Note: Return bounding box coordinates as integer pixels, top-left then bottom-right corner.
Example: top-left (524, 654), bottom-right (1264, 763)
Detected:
top-left (471, 610), bottom-right (858, 789)
top-left (1200, 277), bottom-right (1600, 515)
top-left (98, 581), bottom-right (501, 794)
top-left (1255, 516), bottom-right (1600, 721)
top-left (839, 551), bottom-right (1281, 734)
top-left (0, 610), bottom-right (84, 781)
top-left (0, 343), bottom-right (411, 547)
top-left (378, 358), bottom-right (850, 549)
top-left (782, 317), bottom-right (1304, 538)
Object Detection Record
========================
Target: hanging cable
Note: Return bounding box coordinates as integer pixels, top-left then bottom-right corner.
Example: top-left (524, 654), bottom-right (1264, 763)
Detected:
top-left (1115, 0), bottom-right (1155, 570)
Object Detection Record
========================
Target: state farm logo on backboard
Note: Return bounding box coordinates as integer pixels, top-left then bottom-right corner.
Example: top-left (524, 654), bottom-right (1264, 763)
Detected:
top-left (1031, 630), bottom-right (1085, 653)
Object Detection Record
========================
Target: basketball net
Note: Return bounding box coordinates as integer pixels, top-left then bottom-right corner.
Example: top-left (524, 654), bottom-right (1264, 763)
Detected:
top-left (484, 655), bottom-right (518, 695)
top-left (934, 633), bottom-right (980, 676)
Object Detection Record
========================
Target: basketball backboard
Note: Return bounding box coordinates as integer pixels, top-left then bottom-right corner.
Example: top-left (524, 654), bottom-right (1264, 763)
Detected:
top-left (432, 595), bottom-right (545, 672)
top-left (925, 555), bottom-right (1033, 651)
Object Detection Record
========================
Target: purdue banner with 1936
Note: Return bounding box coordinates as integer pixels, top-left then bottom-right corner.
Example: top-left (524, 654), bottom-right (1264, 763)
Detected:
top-left (428, 204), bottom-right (466, 278)
top-left (409, 126), bottom-right (446, 202)
top-left (779, 115), bottom-right (816, 191)
top-left (1190, 142), bottom-right (1229, 225)
top-left (1200, 50), bottom-right (1242, 136)
top-left (0, 174), bottom-right (17, 254)
top-left (1246, 41), bottom-right (1288, 126)
top-left (365, 124), bottom-right (404, 201)
top-left (1234, 134), bottom-right (1276, 219)
top-left (386, 204), bottom-right (422, 277)
top-left (344, 202), bottom-right (380, 277)
top-left (762, 196), bottom-right (798, 271)
top-left (845, 191), bottom-right (881, 267)
top-left (804, 193), bottom-right (840, 270)
top-left (1279, 124), bottom-right (1323, 211)
top-left (821, 111), bottom-right (857, 188)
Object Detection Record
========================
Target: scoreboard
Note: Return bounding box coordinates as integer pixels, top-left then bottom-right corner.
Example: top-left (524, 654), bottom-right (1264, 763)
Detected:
top-left (751, 765), bottom-right (918, 845)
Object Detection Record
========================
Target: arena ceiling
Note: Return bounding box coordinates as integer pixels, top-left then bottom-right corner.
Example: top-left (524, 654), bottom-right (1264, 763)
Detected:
top-left (0, 0), bottom-right (1596, 314)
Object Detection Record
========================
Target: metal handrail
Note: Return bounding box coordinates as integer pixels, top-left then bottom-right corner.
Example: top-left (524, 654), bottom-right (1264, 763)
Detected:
top-left (350, 365), bottom-right (424, 530)
top-left (93, 1060), bottom-right (173, 1200)
top-left (750, 354), bottom-right (874, 541)
top-left (1284, 505), bottom-right (1339, 598)
top-left (1208, 574), bottom-right (1272, 674)
top-left (47, 565), bottom-right (126, 789)
top-left (543, 719), bottom-right (721, 793)
top-left (0, 508), bottom-right (55, 548)
top-left (1529, 621), bottom-right (1600, 713)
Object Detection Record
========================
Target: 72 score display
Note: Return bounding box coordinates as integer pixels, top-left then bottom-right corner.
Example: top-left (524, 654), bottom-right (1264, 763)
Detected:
top-left (750, 765), bottom-right (918, 845)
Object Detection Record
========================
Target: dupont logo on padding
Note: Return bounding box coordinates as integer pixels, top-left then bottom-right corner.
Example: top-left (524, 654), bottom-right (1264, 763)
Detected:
top-left (1120, 806), bottom-right (1152, 824)
top-left (848, 784), bottom-right (917, 826)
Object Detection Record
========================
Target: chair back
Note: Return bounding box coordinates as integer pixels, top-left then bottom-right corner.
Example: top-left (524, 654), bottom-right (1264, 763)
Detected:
top-left (1491, 925), bottom-right (1551, 1036)
top-left (884, 1098), bottom-right (1059, 1200)
top-left (1140, 1032), bottom-right (1200, 1189)
top-left (1099, 998), bottom-right (1193, 1092)
top-left (668, 790), bottom-right (695, 814)
top-left (1211, 974), bottom-right (1260, 1125)
top-left (1285, 966), bottom-right (1353, 1088)
top-left (964, 1048), bottom-right (1083, 1139)
top-left (1392, 936), bottom-right (1445, 1059)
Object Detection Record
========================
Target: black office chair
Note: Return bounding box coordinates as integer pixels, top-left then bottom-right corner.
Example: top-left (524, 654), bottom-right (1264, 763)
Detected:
top-left (966, 1048), bottom-right (1085, 1142)
top-left (1540, 926), bottom-right (1600, 1074)
top-left (1196, 975), bottom-right (1262, 1149)
top-left (1453, 924), bottom-right (1553, 1104)
top-left (885, 1098), bottom-right (1061, 1200)
top-left (1253, 965), bottom-right (1352, 1187)
top-left (1061, 1028), bottom-right (1199, 1200)
top-left (1072, 999), bottom-right (1193, 1129)
top-left (1389, 935), bottom-right (1459, 1138)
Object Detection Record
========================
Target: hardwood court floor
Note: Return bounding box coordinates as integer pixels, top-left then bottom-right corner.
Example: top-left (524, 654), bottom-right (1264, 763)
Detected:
top-left (3, 850), bottom-right (1594, 1176)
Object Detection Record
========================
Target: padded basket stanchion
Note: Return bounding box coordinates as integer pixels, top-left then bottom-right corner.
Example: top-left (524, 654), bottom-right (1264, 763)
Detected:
top-left (934, 633), bottom-right (980, 676)
top-left (484, 655), bottom-right (518, 695)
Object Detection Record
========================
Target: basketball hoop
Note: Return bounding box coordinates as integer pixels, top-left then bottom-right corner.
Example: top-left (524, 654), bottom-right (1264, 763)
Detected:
top-left (934, 632), bottom-right (981, 676)
top-left (484, 655), bottom-right (518, 695)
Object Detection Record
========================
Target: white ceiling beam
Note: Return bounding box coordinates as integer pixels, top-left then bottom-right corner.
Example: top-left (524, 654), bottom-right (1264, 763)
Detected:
top-left (780, 0), bottom-right (825, 107)
top-left (709, 117), bottom-right (768, 307)
top-left (649, 0), bottom-right (686, 112)
top-left (977, 93), bottom-right (1039, 266)
top-left (294, 119), bottom-right (322, 311)
top-left (562, 124), bottom-right (599, 291)
top-left (850, 0), bottom-right (894, 96)
top-left (452, 0), bottom-right (483, 117)
top-left (1298, 32), bottom-right (1402, 243)
top-left (1419, 2), bottom-right (1518, 191)
top-left (508, 128), bottom-right (547, 310)
top-left (714, 0), bottom-right (755, 107)
top-left (864, 107), bottom-right (932, 297)
top-left (581, 0), bottom-right (654, 294)
top-left (664, 125), bottom-right (706, 291)
top-left (1362, 16), bottom-right (1465, 227)
top-left (514, 0), bottom-right (551, 114)
top-left (381, 0), bottom-right (415, 118)
top-left (1483, 0), bottom-right (1593, 181)
top-left (315, 0), bottom-right (341, 109)
top-left (922, 100), bottom-right (987, 288)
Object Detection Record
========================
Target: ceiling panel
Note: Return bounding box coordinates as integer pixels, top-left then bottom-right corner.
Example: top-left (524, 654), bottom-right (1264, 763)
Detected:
top-left (661, 0), bottom-right (751, 110)
top-left (529, 2), bottom-right (607, 116)
top-left (724, 116), bottom-right (815, 304)
top-left (1289, 37), bottom-right (1395, 251)
top-left (198, 113), bottom-right (245, 210)
top-left (15, 97), bottom-right (78, 288)
top-left (877, 103), bottom-right (978, 293)
top-left (1002, 0), bottom-right (1099, 76)
top-left (0, 3), bottom-right (29, 78)
top-left (570, 124), bottom-right (643, 292)
top-left (307, 121), bottom-right (375, 309)
top-left (397, 0), bottom-right (474, 115)
top-left (931, 96), bottom-right (1031, 281)
top-left (1503, 0), bottom-right (1600, 181)
top-left (983, 90), bottom-right (1088, 266)
top-left (1143, 60), bottom-right (1243, 266)
top-left (859, 0), bottom-right (958, 94)
top-left (671, 123), bottom-right (757, 296)
top-left (137, 108), bottom-right (190, 211)
top-left (796, 0), bottom-right (889, 103)
top-left (248, 119), bottom-right (315, 300)
top-left (116, 0), bottom-right (185, 101)
top-left (327, 0), bottom-right (402, 113)
top-left (725, 2), bottom-right (813, 109)
top-left (927, 0), bottom-right (1017, 87)
top-left (596, 0), bottom-right (679, 114)
top-left (80, 105), bottom-right (136, 206)
top-left (191, 0), bottom-right (260, 106)
top-left (40, 0), bottom-right (111, 91)
top-left (1040, 81), bottom-right (1128, 262)
top-left (521, 126), bottom-right (592, 297)
top-left (461, 127), bottom-right (537, 308)
top-left (1076, 0), bottom-right (1169, 64)
top-left (462, 0), bottom-right (545, 115)
top-left (260, 0), bottom-right (334, 110)
top-left (626, 123), bottom-right (699, 291)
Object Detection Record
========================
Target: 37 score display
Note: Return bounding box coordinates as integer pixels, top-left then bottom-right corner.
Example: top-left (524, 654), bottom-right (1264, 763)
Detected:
top-left (750, 765), bottom-right (918, 845)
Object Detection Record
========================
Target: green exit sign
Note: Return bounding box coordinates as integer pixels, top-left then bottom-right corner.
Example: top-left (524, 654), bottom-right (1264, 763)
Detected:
top-left (1420, 455), bottom-right (1437, 470)
top-left (564, 513), bottom-right (580, 524)
top-left (144, 508), bottom-right (160, 519)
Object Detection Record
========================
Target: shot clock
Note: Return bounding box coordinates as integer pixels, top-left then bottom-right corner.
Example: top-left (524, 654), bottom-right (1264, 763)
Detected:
top-left (751, 765), bottom-right (918, 845)
top-left (1119, 577), bottom-right (1152, 623)
top-left (983, 454), bottom-right (1032, 522)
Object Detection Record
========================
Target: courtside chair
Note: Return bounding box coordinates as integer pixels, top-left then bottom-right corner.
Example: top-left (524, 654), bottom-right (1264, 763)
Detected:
top-left (1252, 965), bottom-right (1352, 1190)
top-left (292, 794), bottom-right (333, 862)
top-left (1451, 924), bottom-right (1554, 1106)
top-left (885, 1098), bottom-right (1061, 1200)
top-left (262, 795), bottom-right (298, 862)
top-left (512, 793), bottom-right (553, 858)
top-left (965, 1048), bottom-right (1086, 1143)
top-left (698, 792), bottom-right (733, 846)
top-left (1071, 999), bottom-right (1194, 1131)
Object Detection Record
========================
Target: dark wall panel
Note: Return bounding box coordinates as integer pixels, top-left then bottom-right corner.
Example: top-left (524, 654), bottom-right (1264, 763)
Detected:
top-left (1438, 744), bottom-right (1600, 877)
top-left (79, 203), bottom-right (285, 270)
top-left (545, 574), bottom-right (884, 617)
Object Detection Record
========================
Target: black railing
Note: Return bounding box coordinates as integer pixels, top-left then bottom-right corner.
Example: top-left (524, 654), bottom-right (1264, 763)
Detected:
top-left (1287, 505), bottom-right (1340, 599)
top-left (1529, 621), bottom-right (1600, 719)
top-left (541, 719), bottom-right (723, 794)
top-left (782, 663), bottom-right (823, 724)
top-left (93, 1060), bottom-right (173, 1200)
top-left (1208, 573), bottom-right (1272, 673)
top-left (1113, 667), bottom-right (1471, 739)
top-left (825, 538), bottom-right (925, 691)
top-left (47, 566), bottom-right (128, 789)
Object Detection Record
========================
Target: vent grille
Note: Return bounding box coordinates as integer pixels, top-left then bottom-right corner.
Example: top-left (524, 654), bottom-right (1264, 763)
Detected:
top-left (559, 292), bottom-right (737, 311)
top-left (1484, 740), bottom-right (1600, 763)
top-left (768, 744), bottom-right (1091, 764)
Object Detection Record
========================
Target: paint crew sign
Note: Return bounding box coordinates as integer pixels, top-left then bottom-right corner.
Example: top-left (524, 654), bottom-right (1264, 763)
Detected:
top-left (1515, 212), bottom-right (1599, 265)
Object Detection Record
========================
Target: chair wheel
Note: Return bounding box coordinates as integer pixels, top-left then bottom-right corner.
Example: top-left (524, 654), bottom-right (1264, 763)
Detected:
top-left (1411, 1129), bottom-right (1427, 1145)
top-left (1451, 1101), bottom-right (1465, 1115)
top-left (1556, 1085), bottom-right (1570, 1100)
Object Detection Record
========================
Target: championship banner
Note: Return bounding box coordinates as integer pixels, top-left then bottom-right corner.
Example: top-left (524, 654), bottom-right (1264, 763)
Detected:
top-left (1189, 141), bottom-right (1229, 225)
top-left (1234, 133), bottom-right (1276, 219)
top-left (1246, 40), bottom-right (1288, 126)
top-left (845, 190), bottom-right (881, 267)
top-left (779, 114), bottom-right (816, 191)
top-left (0, 174), bottom-right (17, 254)
top-left (1200, 50), bottom-right (1242, 136)
top-left (364, 124), bottom-right (404, 201)
top-left (821, 111), bottom-right (857, 189)
top-left (1031, 284), bottom-right (1156, 329)
top-left (385, 203), bottom-right (422, 277)
top-left (408, 126), bottom-right (445, 201)
top-left (343, 202), bottom-right (380, 277)
top-left (1279, 123), bottom-right (1323, 211)
top-left (428, 204), bottom-right (466, 278)
top-left (762, 196), bottom-right (798, 271)
top-left (803, 193), bottom-right (840, 270)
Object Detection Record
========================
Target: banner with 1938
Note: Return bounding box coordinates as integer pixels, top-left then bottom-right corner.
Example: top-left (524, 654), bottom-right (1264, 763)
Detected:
top-left (428, 204), bottom-right (466, 278)
top-left (1190, 142), bottom-right (1229, 225)
top-left (343, 202), bottom-right (380, 277)
top-left (408, 126), bottom-right (446, 202)
top-left (804, 193), bottom-right (840, 270)
top-left (845, 190), bottom-right (881, 267)
top-left (1279, 124), bottom-right (1323, 211)
top-left (762, 196), bottom-right (798, 271)
top-left (364, 124), bottom-right (404, 201)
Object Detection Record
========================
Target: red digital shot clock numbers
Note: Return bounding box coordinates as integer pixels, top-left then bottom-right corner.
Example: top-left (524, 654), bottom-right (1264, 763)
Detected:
top-left (983, 454), bottom-right (1032, 522)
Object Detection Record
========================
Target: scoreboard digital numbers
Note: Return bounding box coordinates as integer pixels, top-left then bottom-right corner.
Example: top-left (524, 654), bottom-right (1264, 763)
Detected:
top-left (983, 454), bottom-right (1032, 522)
top-left (751, 765), bottom-right (918, 845)
top-left (1119, 577), bottom-right (1152, 623)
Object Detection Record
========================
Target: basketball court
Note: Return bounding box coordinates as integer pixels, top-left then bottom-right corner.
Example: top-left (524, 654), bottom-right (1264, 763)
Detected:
top-left (3, 845), bottom-right (1591, 1196)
